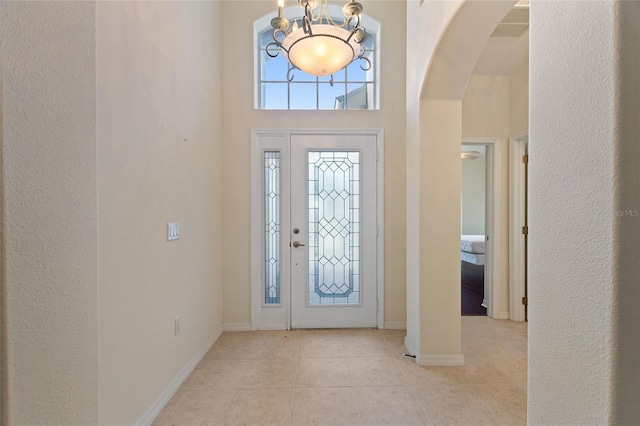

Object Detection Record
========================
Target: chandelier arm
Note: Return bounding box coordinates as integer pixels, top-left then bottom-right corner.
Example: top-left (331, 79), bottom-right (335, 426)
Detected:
top-left (354, 13), bottom-right (361, 27)
top-left (330, 14), bottom-right (349, 28)
top-left (358, 55), bottom-right (372, 72)
top-left (329, 74), bottom-right (334, 87)
top-left (303, 15), bottom-right (314, 35)
top-left (304, 2), bottom-right (320, 30)
top-left (272, 28), bottom-right (289, 45)
top-left (287, 65), bottom-right (297, 82)
top-left (360, 43), bottom-right (367, 55)
top-left (265, 41), bottom-right (284, 58)
top-left (356, 43), bottom-right (371, 71)
top-left (345, 26), bottom-right (365, 44)
top-left (310, 0), bottom-right (321, 23)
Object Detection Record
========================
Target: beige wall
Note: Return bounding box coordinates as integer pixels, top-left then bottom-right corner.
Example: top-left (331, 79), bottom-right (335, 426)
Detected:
top-left (417, 99), bottom-right (464, 361)
top-left (510, 53), bottom-right (529, 136)
top-left (97, 2), bottom-right (223, 424)
top-left (220, 1), bottom-right (407, 326)
top-left (461, 157), bottom-right (486, 235)
top-left (462, 74), bottom-right (511, 316)
top-left (407, 0), bottom-right (517, 362)
top-left (405, 0), bottom-right (465, 357)
top-left (1, 2), bottom-right (99, 424)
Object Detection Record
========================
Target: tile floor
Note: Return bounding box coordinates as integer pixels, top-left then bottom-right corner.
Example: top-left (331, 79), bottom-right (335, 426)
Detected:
top-left (153, 317), bottom-right (527, 426)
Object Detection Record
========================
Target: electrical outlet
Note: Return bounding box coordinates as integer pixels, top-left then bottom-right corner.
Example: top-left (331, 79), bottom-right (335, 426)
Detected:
top-left (168, 222), bottom-right (180, 241)
top-left (175, 315), bottom-right (181, 335)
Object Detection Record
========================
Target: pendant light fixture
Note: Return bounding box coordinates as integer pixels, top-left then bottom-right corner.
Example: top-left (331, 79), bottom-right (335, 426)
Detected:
top-left (267, 0), bottom-right (370, 79)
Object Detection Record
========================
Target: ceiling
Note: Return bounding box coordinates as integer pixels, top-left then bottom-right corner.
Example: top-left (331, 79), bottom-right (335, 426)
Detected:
top-left (472, 5), bottom-right (529, 75)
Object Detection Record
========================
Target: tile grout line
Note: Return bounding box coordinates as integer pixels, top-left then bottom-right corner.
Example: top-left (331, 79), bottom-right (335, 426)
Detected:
top-left (409, 384), bottom-right (436, 426)
top-left (217, 388), bottom-right (238, 426)
top-left (290, 329), bottom-right (301, 425)
top-left (384, 335), bottom-right (437, 425)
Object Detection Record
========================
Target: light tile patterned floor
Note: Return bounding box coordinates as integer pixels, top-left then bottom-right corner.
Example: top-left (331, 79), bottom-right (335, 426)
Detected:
top-left (153, 317), bottom-right (527, 426)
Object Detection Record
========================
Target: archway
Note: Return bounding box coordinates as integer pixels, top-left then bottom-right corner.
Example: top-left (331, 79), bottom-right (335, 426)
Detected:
top-left (405, 0), bottom-right (517, 365)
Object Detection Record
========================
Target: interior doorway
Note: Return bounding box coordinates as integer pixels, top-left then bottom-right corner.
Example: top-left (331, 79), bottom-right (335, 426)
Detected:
top-left (460, 145), bottom-right (488, 316)
top-left (250, 129), bottom-right (384, 330)
top-left (509, 133), bottom-right (529, 321)
top-left (460, 139), bottom-right (506, 319)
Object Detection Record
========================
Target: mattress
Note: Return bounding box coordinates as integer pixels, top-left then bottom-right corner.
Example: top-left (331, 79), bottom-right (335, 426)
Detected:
top-left (461, 251), bottom-right (485, 265)
top-left (461, 235), bottom-right (486, 254)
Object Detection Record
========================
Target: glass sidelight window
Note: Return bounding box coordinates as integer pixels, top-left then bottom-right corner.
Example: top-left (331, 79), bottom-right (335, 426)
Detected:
top-left (264, 151), bottom-right (281, 304)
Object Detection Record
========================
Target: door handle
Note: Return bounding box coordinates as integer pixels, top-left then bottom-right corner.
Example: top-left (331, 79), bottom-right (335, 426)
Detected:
top-left (292, 241), bottom-right (306, 248)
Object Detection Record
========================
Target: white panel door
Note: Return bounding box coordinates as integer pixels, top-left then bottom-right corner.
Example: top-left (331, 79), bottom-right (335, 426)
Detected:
top-left (290, 134), bottom-right (377, 328)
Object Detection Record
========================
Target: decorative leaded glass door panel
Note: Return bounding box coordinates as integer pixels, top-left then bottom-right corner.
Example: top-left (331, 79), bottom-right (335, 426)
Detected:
top-left (290, 134), bottom-right (377, 328)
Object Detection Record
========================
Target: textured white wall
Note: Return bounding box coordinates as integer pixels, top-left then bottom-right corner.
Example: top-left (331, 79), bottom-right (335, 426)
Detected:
top-left (529, 1), bottom-right (617, 423)
top-left (1, 2), bottom-right (99, 424)
top-left (612, 2), bottom-right (640, 423)
top-left (220, 0), bottom-right (407, 326)
top-left (461, 157), bottom-right (485, 235)
top-left (96, 2), bottom-right (223, 424)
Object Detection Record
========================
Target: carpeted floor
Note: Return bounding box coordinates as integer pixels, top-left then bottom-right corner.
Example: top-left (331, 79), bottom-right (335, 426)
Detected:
top-left (462, 260), bottom-right (487, 316)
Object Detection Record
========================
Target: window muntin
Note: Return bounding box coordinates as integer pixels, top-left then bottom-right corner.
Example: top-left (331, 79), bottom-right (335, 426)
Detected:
top-left (257, 19), bottom-right (377, 110)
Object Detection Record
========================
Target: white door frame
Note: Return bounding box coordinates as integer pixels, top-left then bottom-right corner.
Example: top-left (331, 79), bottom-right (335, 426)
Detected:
top-left (509, 131), bottom-right (528, 321)
top-left (462, 138), bottom-right (505, 319)
top-left (250, 128), bottom-right (385, 330)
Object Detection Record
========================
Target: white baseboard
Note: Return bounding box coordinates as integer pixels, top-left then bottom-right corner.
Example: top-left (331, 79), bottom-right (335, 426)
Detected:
top-left (257, 324), bottom-right (288, 330)
top-left (223, 322), bottom-right (252, 332)
top-left (384, 321), bottom-right (407, 330)
top-left (135, 324), bottom-right (224, 426)
top-left (491, 311), bottom-right (510, 320)
top-left (417, 353), bottom-right (466, 367)
top-left (403, 336), bottom-right (466, 366)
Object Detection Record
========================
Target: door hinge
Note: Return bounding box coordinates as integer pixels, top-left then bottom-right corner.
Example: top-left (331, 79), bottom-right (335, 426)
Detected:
top-left (522, 296), bottom-right (528, 306)
top-left (522, 225), bottom-right (528, 235)
top-left (522, 154), bottom-right (529, 164)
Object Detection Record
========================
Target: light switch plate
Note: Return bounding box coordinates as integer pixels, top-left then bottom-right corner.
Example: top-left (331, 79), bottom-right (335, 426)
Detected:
top-left (168, 222), bottom-right (180, 241)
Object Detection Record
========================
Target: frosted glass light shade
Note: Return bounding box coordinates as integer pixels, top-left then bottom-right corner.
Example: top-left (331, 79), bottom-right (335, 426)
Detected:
top-left (282, 24), bottom-right (359, 76)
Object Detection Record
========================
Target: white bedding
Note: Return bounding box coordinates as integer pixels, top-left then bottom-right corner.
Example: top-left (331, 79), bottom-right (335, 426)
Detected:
top-left (461, 235), bottom-right (486, 254)
top-left (461, 251), bottom-right (485, 265)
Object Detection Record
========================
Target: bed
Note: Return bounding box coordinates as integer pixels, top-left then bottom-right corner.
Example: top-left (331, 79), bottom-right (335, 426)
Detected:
top-left (461, 235), bottom-right (486, 265)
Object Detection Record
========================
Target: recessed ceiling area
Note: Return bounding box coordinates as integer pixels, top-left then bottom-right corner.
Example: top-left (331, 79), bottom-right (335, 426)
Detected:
top-left (472, 4), bottom-right (529, 75)
top-left (491, 6), bottom-right (529, 38)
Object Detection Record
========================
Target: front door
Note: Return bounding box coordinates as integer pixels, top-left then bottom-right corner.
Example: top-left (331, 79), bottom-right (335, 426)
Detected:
top-left (289, 134), bottom-right (378, 328)
top-left (250, 130), bottom-right (380, 330)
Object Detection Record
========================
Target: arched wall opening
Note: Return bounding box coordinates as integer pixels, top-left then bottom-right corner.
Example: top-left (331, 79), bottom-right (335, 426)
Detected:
top-left (405, 0), bottom-right (516, 366)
